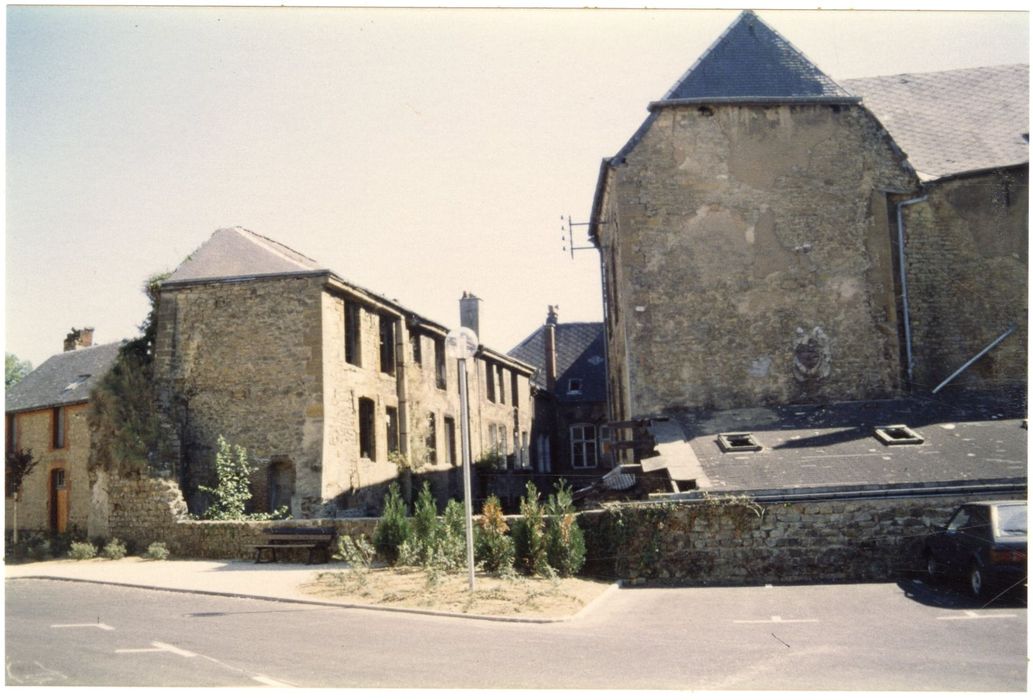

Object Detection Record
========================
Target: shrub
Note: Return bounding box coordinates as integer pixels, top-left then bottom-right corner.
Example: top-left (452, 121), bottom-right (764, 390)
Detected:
top-left (198, 436), bottom-right (255, 520)
top-left (68, 541), bottom-right (98, 560)
top-left (545, 480), bottom-right (586, 577)
top-left (475, 495), bottom-right (515, 575)
top-left (102, 538), bottom-right (127, 560)
top-left (143, 542), bottom-right (170, 560)
top-left (373, 482), bottom-right (411, 564)
top-left (512, 482), bottom-right (552, 577)
top-left (334, 534), bottom-right (376, 587)
top-left (409, 481), bottom-right (440, 565)
top-left (437, 499), bottom-right (467, 571)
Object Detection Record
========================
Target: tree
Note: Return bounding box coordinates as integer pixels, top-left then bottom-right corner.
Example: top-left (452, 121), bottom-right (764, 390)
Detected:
top-left (198, 436), bottom-right (256, 520)
top-left (5, 448), bottom-right (40, 543)
top-left (6, 353), bottom-right (32, 387)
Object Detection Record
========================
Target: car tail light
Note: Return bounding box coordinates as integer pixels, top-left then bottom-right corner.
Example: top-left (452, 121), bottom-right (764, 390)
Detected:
top-left (991, 549), bottom-right (1027, 564)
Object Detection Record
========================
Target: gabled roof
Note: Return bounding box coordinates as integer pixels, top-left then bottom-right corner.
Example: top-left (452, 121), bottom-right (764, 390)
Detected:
top-left (508, 322), bottom-right (607, 403)
top-left (165, 227), bottom-right (326, 285)
top-left (6, 342), bottom-right (122, 413)
top-left (653, 10), bottom-right (857, 108)
top-left (842, 64), bottom-right (1029, 180)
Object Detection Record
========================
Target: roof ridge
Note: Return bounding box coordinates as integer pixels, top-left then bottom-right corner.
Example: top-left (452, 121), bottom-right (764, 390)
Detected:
top-left (230, 227), bottom-right (322, 270)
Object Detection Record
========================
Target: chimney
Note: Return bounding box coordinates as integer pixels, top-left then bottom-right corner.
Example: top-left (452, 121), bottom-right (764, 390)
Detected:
top-left (545, 306), bottom-right (558, 393)
top-left (63, 327), bottom-right (95, 352)
top-left (459, 291), bottom-right (481, 338)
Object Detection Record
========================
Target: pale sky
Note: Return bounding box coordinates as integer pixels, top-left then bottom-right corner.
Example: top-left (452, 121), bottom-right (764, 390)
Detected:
top-left (5, 4), bottom-right (1029, 368)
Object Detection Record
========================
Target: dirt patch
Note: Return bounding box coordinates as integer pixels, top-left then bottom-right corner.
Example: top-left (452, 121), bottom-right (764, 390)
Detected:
top-left (301, 566), bottom-right (614, 619)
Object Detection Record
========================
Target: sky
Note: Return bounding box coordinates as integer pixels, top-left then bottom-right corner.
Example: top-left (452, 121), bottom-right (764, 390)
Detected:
top-left (4, 3), bottom-right (1029, 369)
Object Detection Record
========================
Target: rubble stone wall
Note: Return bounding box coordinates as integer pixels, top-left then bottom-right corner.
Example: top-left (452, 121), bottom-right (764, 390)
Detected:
top-left (579, 491), bottom-right (1022, 584)
top-left (903, 167), bottom-right (1028, 393)
top-left (597, 103), bottom-right (919, 417)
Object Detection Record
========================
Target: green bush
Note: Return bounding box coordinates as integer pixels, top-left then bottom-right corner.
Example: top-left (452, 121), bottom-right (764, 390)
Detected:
top-left (373, 482), bottom-right (412, 564)
top-left (475, 495), bottom-right (515, 574)
top-left (512, 482), bottom-right (552, 577)
top-left (143, 542), bottom-right (170, 560)
top-left (69, 541), bottom-right (98, 560)
top-left (545, 480), bottom-right (586, 577)
top-left (437, 499), bottom-right (467, 571)
top-left (102, 538), bottom-right (128, 560)
top-left (409, 481), bottom-right (440, 565)
top-left (333, 534), bottom-right (376, 586)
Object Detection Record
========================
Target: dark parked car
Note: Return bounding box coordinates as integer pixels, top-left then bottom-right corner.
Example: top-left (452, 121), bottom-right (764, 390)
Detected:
top-left (923, 500), bottom-right (1027, 599)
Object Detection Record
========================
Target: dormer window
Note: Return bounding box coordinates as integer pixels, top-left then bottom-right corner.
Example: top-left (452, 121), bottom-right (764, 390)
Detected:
top-left (62, 374), bottom-right (91, 393)
top-left (567, 378), bottom-right (583, 395)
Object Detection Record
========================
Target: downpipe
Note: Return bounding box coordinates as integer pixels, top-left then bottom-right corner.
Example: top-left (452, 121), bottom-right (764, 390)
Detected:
top-left (896, 195), bottom-right (927, 387)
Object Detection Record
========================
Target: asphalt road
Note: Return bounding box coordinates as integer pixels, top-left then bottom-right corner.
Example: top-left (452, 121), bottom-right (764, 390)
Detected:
top-left (5, 577), bottom-right (1026, 690)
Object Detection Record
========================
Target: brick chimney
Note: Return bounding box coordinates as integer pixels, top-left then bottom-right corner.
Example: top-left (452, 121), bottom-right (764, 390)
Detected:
top-left (63, 327), bottom-right (94, 352)
top-left (545, 306), bottom-right (558, 393)
top-left (460, 291), bottom-right (481, 338)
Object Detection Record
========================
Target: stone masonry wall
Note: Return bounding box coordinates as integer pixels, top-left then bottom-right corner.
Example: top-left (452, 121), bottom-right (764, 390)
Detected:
top-left (579, 492), bottom-right (1020, 585)
top-left (5, 404), bottom-right (92, 534)
top-left (903, 167), bottom-right (1028, 392)
top-left (599, 103), bottom-right (918, 417)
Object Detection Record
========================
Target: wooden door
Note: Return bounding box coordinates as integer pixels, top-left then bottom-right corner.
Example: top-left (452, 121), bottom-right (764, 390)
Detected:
top-left (50, 468), bottom-right (68, 533)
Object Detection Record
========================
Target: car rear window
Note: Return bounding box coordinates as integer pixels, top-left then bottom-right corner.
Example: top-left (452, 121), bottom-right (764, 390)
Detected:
top-left (995, 504), bottom-right (1027, 537)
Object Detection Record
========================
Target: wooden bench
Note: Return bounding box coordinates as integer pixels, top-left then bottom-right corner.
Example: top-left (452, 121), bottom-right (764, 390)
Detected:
top-left (252, 527), bottom-right (337, 565)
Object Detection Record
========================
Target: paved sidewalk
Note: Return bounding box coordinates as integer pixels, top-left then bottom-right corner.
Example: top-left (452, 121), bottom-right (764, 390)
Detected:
top-left (5, 557), bottom-right (356, 606)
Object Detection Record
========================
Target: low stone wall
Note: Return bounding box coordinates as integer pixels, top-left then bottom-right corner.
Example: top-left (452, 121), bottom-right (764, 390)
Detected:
top-left (579, 489), bottom-right (1023, 585)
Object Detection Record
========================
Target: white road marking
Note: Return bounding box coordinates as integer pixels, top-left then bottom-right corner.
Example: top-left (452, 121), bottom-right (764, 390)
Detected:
top-left (936, 610), bottom-right (1017, 621)
top-left (116, 641), bottom-right (197, 657)
top-left (733, 615), bottom-right (819, 624)
top-left (51, 622), bottom-right (114, 631)
top-left (252, 675), bottom-right (295, 687)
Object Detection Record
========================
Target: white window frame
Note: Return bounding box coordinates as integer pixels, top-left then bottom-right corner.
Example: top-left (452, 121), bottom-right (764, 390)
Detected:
top-left (570, 423), bottom-right (598, 469)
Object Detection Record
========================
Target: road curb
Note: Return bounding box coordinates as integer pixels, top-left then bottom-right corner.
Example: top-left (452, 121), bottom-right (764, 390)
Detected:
top-left (9, 575), bottom-right (620, 624)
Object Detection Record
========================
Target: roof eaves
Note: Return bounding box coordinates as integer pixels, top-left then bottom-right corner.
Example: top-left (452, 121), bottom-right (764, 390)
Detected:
top-left (649, 95), bottom-right (862, 110)
top-left (920, 161), bottom-right (1029, 184)
top-left (161, 269), bottom-right (331, 290)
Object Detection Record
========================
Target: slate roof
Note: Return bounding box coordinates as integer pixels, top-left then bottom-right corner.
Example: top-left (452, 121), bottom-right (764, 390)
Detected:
top-left (508, 322), bottom-right (607, 403)
top-left (842, 64), bottom-right (1029, 180)
top-left (654, 9), bottom-right (856, 106)
top-left (5, 342), bottom-right (122, 413)
top-left (165, 227), bottom-right (326, 285)
top-left (664, 388), bottom-right (1027, 493)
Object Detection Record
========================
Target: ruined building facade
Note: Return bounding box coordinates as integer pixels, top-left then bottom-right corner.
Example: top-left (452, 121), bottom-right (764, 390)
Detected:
top-left (153, 227), bottom-right (534, 517)
top-left (589, 11), bottom-right (1027, 422)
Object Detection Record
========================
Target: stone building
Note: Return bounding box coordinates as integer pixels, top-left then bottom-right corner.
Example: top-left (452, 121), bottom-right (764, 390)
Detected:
top-left (5, 329), bottom-right (121, 535)
top-left (153, 227), bottom-right (535, 517)
top-left (508, 307), bottom-right (610, 487)
top-left (588, 10), bottom-right (1027, 427)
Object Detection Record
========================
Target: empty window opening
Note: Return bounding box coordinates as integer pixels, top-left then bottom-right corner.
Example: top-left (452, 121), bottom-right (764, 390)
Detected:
top-left (410, 329), bottom-right (422, 366)
top-left (511, 373), bottom-right (520, 407)
top-left (434, 336), bottom-right (447, 390)
top-left (444, 416), bottom-right (457, 466)
top-left (379, 314), bottom-right (396, 375)
top-left (497, 366), bottom-right (506, 404)
top-left (717, 432), bottom-right (762, 453)
top-left (425, 412), bottom-right (437, 465)
top-left (698, 106), bottom-right (714, 117)
top-left (874, 424), bottom-right (924, 445)
top-left (344, 300), bottom-right (362, 367)
top-left (385, 406), bottom-right (399, 456)
top-left (567, 378), bottom-right (583, 395)
top-left (486, 361), bottom-right (496, 403)
top-left (358, 398), bottom-right (376, 460)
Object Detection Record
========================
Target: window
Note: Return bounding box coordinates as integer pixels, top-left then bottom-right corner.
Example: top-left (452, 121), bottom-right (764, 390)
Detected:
top-left (425, 412), bottom-right (437, 465)
top-left (358, 398), bottom-right (376, 460)
top-left (486, 361), bottom-right (496, 402)
top-left (444, 416), bottom-right (457, 465)
top-left (511, 373), bottom-right (519, 407)
top-left (498, 429), bottom-right (508, 470)
top-left (567, 378), bottom-right (583, 395)
top-left (497, 366), bottom-right (506, 405)
top-left (386, 406), bottom-right (399, 456)
top-left (6, 414), bottom-right (15, 454)
top-left (345, 300), bottom-right (362, 367)
top-left (410, 329), bottom-right (422, 366)
top-left (520, 431), bottom-right (529, 470)
top-left (379, 314), bottom-right (396, 375)
top-left (52, 407), bottom-right (65, 450)
top-left (434, 336), bottom-right (447, 389)
top-left (571, 424), bottom-right (598, 469)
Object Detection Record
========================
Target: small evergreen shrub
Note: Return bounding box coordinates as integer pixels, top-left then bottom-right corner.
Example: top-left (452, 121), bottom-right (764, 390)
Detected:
top-left (69, 541), bottom-right (98, 560)
top-left (437, 499), bottom-right (467, 571)
top-left (143, 542), bottom-right (170, 560)
top-left (512, 482), bottom-right (552, 577)
top-left (102, 538), bottom-right (128, 560)
top-left (545, 480), bottom-right (586, 577)
top-left (373, 482), bottom-right (412, 564)
top-left (334, 534), bottom-right (376, 586)
top-left (475, 495), bottom-right (515, 575)
top-left (409, 481), bottom-right (440, 565)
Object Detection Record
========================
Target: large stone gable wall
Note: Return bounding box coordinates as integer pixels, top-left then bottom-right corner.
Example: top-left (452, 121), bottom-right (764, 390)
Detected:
top-left (153, 275), bottom-right (325, 515)
top-left (903, 168), bottom-right (1028, 392)
top-left (601, 103), bottom-right (917, 416)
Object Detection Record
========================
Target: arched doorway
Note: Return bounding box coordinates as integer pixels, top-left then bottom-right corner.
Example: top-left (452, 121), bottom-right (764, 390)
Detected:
top-left (267, 458), bottom-right (295, 514)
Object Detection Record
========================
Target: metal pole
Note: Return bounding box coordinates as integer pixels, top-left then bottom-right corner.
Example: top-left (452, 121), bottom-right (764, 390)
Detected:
top-left (931, 323), bottom-right (1018, 394)
top-left (458, 357), bottom-right (476, 591)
